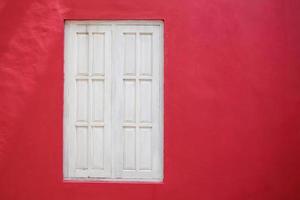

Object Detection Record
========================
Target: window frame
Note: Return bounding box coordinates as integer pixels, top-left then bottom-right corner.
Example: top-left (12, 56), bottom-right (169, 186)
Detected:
top-left (63, 20), bottom-right (164, 182)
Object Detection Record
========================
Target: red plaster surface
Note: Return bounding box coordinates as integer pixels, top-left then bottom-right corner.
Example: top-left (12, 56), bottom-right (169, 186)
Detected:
top-left (1, 0), bottom-right (300, 199)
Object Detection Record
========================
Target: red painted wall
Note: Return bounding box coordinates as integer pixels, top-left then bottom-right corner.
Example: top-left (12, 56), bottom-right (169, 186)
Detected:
top-left (1, 0), bottom-right (300, 199)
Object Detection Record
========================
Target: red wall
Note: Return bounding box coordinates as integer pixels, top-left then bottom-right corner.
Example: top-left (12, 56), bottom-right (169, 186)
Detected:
top-left (1, 0), bottom-right (300, 199)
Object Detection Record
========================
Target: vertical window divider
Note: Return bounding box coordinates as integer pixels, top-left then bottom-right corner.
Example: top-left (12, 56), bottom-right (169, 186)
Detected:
top-left (111, 24), bottom-right (117, 178)
top-left (136, 31), bottom-right (140, 172)
top-left (88, 27), bottom-right (93, 174)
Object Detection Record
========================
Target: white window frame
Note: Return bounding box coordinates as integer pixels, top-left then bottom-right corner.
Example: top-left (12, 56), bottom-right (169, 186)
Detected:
top-left (64, 20), bottom-right (164, 182)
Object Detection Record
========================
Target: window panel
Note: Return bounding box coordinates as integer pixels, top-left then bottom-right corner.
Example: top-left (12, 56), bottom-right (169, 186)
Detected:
top-left (92, 33), bottom-right (105, 75)
top-left (123, 33), bottom-right (136, 75)
top-left (124, 80), bottom-right (136, 122)
top-left (92, 80), bottom-right (104, 122)
top-left (123, 127), bottom-right (136, 170)
top-left (77, 32), bottom-right (89, 75)
top-left (76, 80), bottom-right (88, 122)
top-left (76, 127), bottom-right (88, 169)
top-left (139, 80), bottom-right (152, 123)
top-left (91, 127), bottom-right (104, 169)
top-left (140, 33), bottom-right (152, 75)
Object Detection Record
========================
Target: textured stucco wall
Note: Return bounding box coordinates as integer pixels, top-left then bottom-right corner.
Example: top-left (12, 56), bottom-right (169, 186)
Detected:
top-left (0, 0), bottom-right (300, 199)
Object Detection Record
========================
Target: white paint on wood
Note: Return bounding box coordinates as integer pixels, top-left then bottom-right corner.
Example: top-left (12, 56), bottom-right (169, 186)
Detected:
top-left (91, 127), bottom-right (104, 169)
top-left (92, 80), bottom-right (104, 122)
top-left (124, 80), bottom-right (136, 122)
top-left (139, 128), bottom-right (152, 170)
top-left (76, 127), bottom-right (88, 169)
top-left (76, 80), bottom-right (88, 121)
top-left (123, 128), bottom-right (136, 170)
top-left (140, 80), bottom-right (152, 122)
top-left (64, 20), bottom-right (163, 182)
top-left (140, 33), bottom-right (152, 75)
top-left (124, 33), bottom-right (136, 75)
top-left (77, 31), bottom-right (89, 75)
top-left (92, 33), bottom-right (105, 75)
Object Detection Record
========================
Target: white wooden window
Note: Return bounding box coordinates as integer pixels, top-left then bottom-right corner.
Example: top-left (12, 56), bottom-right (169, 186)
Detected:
top-left (64, 21), bottom-right (163, 182)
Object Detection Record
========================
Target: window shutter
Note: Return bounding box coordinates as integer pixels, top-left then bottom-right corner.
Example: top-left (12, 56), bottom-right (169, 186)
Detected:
top-left (113, 25), bottom-right (162, 179)
top-left (64, 24), bottom-right (112, 178)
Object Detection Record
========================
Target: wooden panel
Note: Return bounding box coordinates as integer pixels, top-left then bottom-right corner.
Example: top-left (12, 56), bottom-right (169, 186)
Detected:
top-left (76, 80), bottom-right (88, 121)
top-left (92, 80), bottom-right (104, 122)
top-left (124, 33), bottom-right (136, 75)
top-left (124, 80), bottom-right (136, 122)
top-left (92, 33), bottom-right (105, 75)
top-left (123, 128), bottom-right (136, 170)
top-left (77, 33), bottom-right (89, 75)
top-left (139, 80), bottom-right (152, 122)
top-left (76, 127), bottom-right (88, 169)
top-left (139, 128), bottom-right (152, 170)
top-left (91, 127), bottom-right (104, 169)
top-left (140, 33), bottom-right (152, 75)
